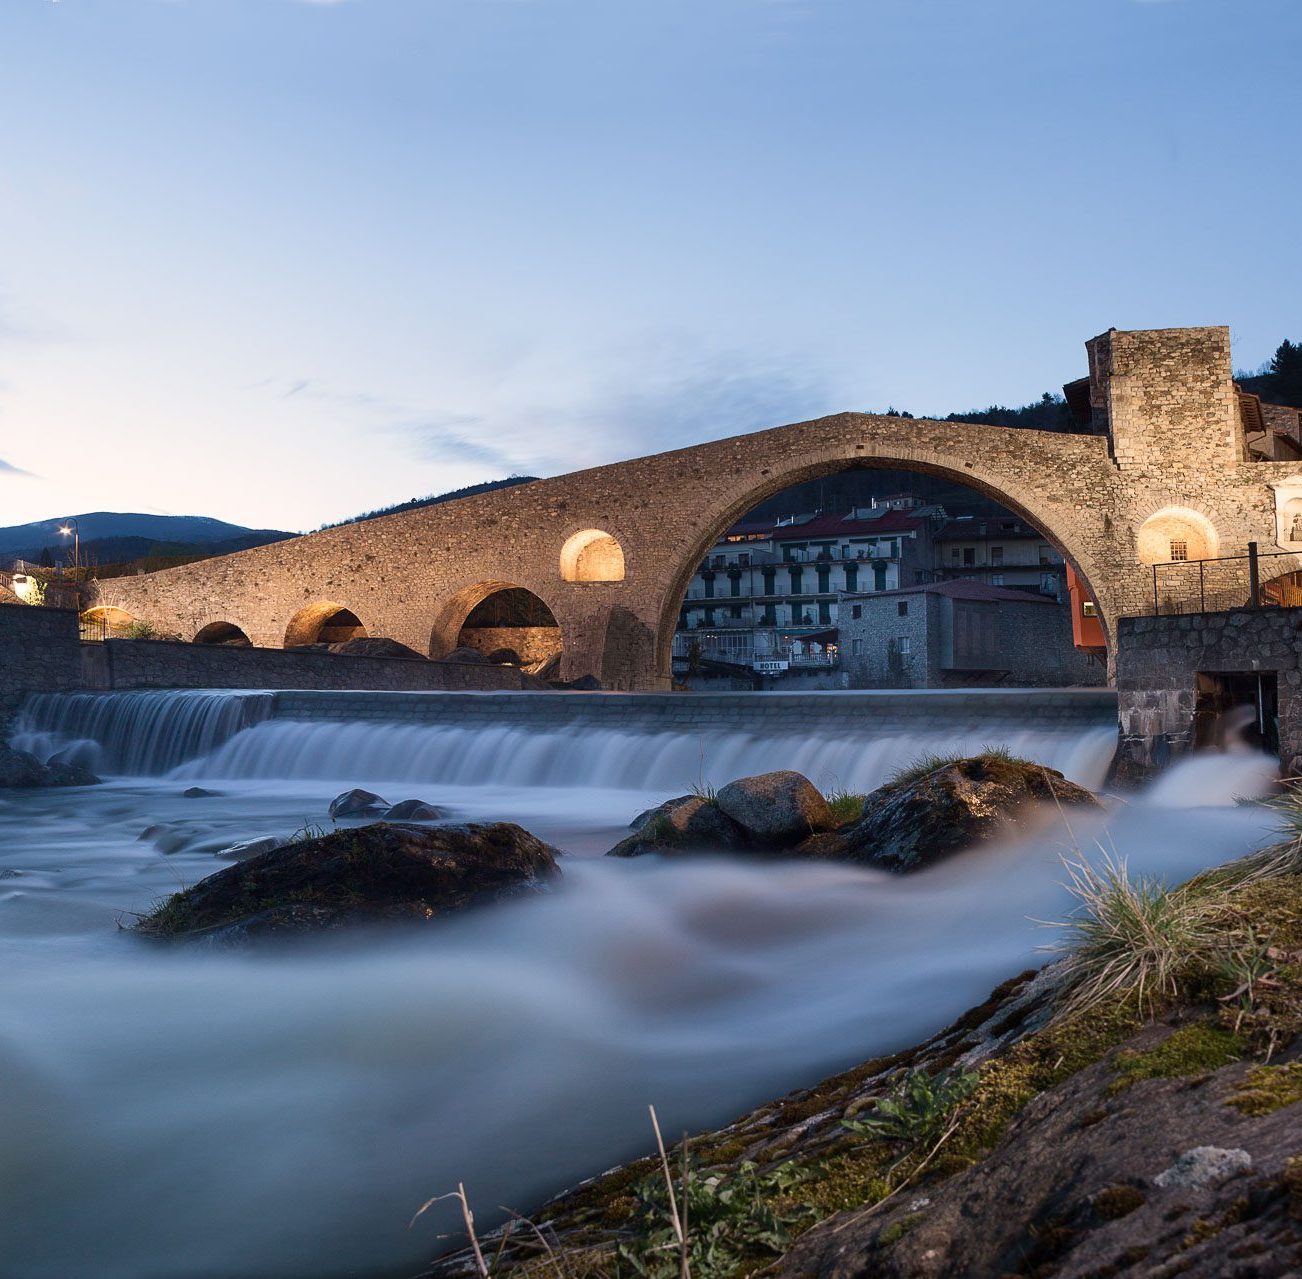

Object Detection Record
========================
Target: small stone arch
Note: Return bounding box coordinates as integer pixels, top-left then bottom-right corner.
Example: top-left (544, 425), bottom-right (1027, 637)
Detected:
top-left (81, 606), bottom-right (135, 637)
top-left (193, 621), bottom-right (252, 647)
top-left (284, 601), bottom-right (368, 648)
top-left (429, 580), bottom-right (563, 670)
top-left (1135, 506), bottom-right (1219, 566)
top-left (559, 528), bottom-right (626, 582)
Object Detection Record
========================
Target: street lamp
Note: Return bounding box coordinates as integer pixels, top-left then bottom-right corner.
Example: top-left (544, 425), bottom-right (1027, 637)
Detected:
top-left (58, 518), bottom-right (80, 571)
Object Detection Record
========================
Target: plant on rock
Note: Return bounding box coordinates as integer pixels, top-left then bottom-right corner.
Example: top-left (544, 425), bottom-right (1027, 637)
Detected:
top-left (840, 1065), bottom-right (979, 1145)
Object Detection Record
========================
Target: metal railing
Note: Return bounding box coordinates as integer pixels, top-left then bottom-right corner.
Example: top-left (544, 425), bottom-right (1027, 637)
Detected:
top-left (1149, 542), bottom-right (1302, 616)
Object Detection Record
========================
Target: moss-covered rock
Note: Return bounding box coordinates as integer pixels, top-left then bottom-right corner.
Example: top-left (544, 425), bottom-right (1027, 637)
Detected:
top-left (607, 795), bottom-right (748, 857)
top-left (134, 821), bottom-right (561, 944)
top-left (796, 752), bottom-right (1101, 872)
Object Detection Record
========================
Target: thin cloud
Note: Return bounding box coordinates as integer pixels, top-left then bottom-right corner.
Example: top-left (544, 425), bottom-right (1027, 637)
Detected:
top-left (0, 457), bottom-right (39, 479)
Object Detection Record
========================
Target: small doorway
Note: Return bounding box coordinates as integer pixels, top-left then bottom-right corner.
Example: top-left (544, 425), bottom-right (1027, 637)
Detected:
top-left (1193, 671), bottom-right (1279, 757)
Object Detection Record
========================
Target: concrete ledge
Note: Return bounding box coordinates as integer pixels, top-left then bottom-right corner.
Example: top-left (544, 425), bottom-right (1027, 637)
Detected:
top-left (267, 687), bottom-right (1119, 731)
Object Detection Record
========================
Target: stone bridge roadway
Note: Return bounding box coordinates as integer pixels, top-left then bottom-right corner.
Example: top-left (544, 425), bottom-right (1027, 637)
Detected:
top-left (97, 326), bottom-right (1302, 689)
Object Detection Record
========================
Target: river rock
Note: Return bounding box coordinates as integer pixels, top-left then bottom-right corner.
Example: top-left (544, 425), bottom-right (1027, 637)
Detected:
top-left (0, 743), bottom-right (100, 789)
top-left (183, 786), bottom-right (220, 798)
top-left (444, 646), bottom-right (489, 664)
top-left (550, 674), bottom-right (603, 691)
top-left (384, 799), bottom-right (445, 822)
top-left (797, 754), bottom-right (1101, 872)
top-left (607, 795), bottom-right (748, 857)
top-left (217, 835), bottom-right (282, 860)
top-left (328, 788), bottom-right (388, 819)
top-left (134, 822), bottom-right (562, 944)
top-left (715, 771), bottom-right (835, 846)
top-left (329, 636), bottom-right (427, 661)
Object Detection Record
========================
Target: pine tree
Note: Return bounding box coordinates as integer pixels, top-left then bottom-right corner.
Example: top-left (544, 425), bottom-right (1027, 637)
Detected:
top-left (1269, 339), bottom-right (1302, 408)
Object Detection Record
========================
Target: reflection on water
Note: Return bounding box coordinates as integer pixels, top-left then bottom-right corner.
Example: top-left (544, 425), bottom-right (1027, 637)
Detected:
top-left (0, 691), bottom-right (1282, 1279)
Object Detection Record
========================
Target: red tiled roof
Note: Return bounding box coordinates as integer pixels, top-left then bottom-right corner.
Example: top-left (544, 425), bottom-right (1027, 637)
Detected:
top-left (844, 578), bottom-right (1057, 605)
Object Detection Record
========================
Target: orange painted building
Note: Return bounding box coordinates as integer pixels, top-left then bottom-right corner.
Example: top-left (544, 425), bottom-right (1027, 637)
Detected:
top-left (1066, 563), bottom-right (1106, 650)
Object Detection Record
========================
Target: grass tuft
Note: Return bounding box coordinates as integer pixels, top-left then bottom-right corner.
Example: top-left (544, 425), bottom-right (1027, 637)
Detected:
top-left (1047, 852), bottom-right (1229, 1020)
top-left (885, 745), bottom-right (1038, 788)
top-left (824, 787), bottom-right (866, 825)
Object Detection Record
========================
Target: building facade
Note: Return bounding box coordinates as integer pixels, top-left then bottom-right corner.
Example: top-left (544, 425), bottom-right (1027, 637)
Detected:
top-left (675, 498), bottom-right (939, 672)
top-left (838, 579), bottom-right (1104, 689)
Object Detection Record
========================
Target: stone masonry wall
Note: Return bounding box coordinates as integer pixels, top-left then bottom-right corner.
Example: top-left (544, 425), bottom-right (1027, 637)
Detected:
top-left (1115, 608), bottom-right (1302, 774)
top-left (80, 638), bottom-right (531, 693)
top-left (0, 604), bottom-right (86, 734)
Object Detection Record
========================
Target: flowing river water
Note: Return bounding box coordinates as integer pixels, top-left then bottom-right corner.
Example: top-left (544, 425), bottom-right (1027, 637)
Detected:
top-left (0, 689), bottom-right (1285, 1279)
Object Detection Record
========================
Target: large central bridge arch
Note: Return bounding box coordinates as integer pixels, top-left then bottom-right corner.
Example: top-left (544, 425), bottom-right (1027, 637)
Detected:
top-left (648, 438), bottom-right (1117, 685)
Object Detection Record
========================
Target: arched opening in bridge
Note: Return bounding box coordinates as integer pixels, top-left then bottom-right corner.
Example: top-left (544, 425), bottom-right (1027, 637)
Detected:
top-left (80, 606), bottom-right (135, 639)
top-left (560, 529), bottom-right (625, 582)
top-left (431, 582), bottom-right (563, 673)
top-left (193, 621), bottom-right (252, 647)
top-left (284, 602), bottom-right (368, 648)
top-left (1136, 507), bottom-right (1219, 567)
top-left (666, 463), bottom-right (1107, 692)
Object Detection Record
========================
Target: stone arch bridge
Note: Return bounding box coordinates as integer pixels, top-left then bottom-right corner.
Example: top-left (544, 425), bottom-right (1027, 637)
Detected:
top-left (99, 326), bottom-right (1302, 689)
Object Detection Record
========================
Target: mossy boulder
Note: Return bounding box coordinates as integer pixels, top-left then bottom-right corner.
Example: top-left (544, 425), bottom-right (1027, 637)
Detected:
top-left (134, 821), bottom-right (561, 945)
top-left (608, 795), bottom-right (748, 857)
top-left (797, 753), bottom-right (1100, 872)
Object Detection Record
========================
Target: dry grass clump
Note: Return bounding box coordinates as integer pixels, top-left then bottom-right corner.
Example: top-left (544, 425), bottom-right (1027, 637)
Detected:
top-left (1047, 778), bottom-right (1302, 1025)
top-left (1047, 853), bottom-right (1230, 1020)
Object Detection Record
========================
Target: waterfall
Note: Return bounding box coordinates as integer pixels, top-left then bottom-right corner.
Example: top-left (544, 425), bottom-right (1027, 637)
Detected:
top-left (11, 688), bottom-right (1119, 792)
top-left (12, 690), bottom-right (275, 775)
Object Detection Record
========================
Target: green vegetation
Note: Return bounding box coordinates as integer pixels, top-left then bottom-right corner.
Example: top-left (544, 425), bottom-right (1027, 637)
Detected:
top-left (824, 787), bottom-right (866, 825)
top-left (1237, 337), bottom-right (1302, 409)
top-left (615, 1158), bottom-right (815, 1279)
top-left (1049, 853), bottom-right (1229, 1019)
top-left (842, 1066), bottom-right (979, 1144)
top-left (885, 745), bottom-right (1035, 789)
top-left (318, 475), bottom-right (538, 531)
top-left (886, 751), bottom-right (965, 787)
top-left (1109, 1023), bottom-right (1243, 1093)
top-left (1228, 1061), bottom-right (1302, 1116)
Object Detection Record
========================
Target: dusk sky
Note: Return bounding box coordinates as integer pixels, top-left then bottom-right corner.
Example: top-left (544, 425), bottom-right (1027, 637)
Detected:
top-left (1, 0), bottom-right (1299, 532)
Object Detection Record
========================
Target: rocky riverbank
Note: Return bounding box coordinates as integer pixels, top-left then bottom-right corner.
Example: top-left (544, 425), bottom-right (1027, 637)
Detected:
top-left (423, 808), bottom-right (1302, 1279)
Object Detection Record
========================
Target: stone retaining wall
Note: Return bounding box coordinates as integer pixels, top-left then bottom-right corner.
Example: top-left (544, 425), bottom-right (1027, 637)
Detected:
top-left (1115, 607), bottom-right (1302, 773)
top-left (81, 638), bottom-right (531, 693)
top-left (0, 604), bottom-right (85, 733)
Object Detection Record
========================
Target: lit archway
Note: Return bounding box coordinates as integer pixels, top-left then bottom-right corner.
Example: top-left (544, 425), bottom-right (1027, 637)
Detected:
top-left (429, 581), bottom-right (563, 670)
top-left (80, 606), bottom-right (135, 637)
top-left (194, 621), bottom-right (252, 647)
top-left (1135, 507), bottom-right (1219, 566)
top-left (560, 529), bottom-right (625, 582)
top-left (284, 601), bottom-right (368, 648)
